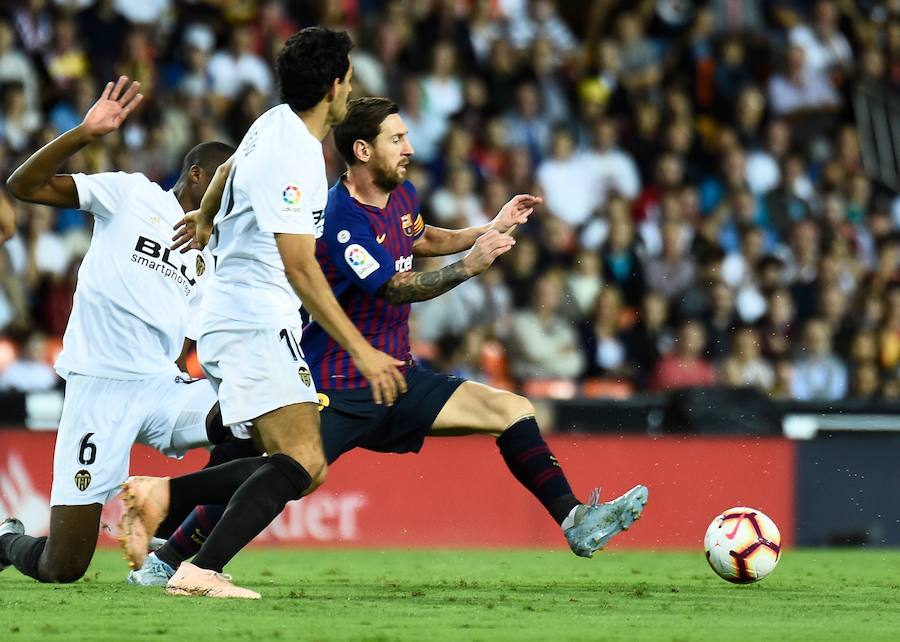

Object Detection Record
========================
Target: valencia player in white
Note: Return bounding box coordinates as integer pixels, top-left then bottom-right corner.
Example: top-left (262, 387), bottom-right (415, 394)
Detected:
top-left (118, 28), bottom-right (405, 599)
top-left (0, 77), bottom-right (235, 584)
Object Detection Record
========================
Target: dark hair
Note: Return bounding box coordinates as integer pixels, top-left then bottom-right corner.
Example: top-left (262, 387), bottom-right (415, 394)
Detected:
top-left (275, 27), bottom-right (353, 112)
top-left (180, 141), bottom-right (235, 177)
top-left (333, 97), bottom-right (399, 166)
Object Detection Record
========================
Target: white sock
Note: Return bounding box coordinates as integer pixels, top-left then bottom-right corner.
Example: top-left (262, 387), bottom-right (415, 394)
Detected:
top-left (560, 505), bottom-right (580, 531)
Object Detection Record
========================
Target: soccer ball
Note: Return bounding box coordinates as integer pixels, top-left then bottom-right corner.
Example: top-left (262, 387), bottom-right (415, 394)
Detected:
top-left (704, 507), bottom-right (781, 584)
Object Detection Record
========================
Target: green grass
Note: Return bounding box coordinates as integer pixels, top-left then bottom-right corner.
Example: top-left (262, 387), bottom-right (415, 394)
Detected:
top-left (2, 549), bottom-right (899, 641)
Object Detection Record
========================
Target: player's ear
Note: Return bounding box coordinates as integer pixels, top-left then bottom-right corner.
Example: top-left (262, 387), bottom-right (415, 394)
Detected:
top-left (189, 165), bottom-right (203, 185)
top-left (352, 139), bottom-right (370, 164)
top-left (328, 76), bottom-right (341, 101)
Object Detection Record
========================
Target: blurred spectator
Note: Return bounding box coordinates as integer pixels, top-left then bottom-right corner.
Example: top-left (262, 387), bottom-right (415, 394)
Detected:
top-left (509, 271), bottom-right (585, 380)
top-left (788, 1), bottom-right (853, 75)
top-left (623, 292), bottom-right (674, 387)
top-left (767, 45), bottom-right (839, 117)
top-left (566, 248), bottom-right (602, 317)
top-left (0, 19), bottom-right (39, 114)
top-left (721, 327), bottom-right (774, 391)
top-left (13, 0), bottom-right (53, 54)
top-left (0, 332), bottom-right (58, 392)
top-left (600, 210), bottom-right (645, 306)
top-left (704, 280), bottom-right (739, 361)
top-left (537, 126), bottom-right (597, 227)
top-left (583, 119), bottom-right (641, 211)
top-left (791, 318), bottom-right (848, 401)
top-left (504, 83), bottom-right (552, 162)
top-left (208, 25), bottom-right (273, 105)
top-left (650, 320), bottom-right (716, 391)
top-left (644, 222), bottom-right (696, 303)
top-left (580, 286), bottom-right (629, 378)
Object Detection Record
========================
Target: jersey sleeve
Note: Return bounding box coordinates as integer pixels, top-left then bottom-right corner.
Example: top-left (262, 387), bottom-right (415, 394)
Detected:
top-left (70, 172), bottom-right (145, 220)
top-left (325, 207), bottom-right (397, 295)
top-left (241, 143), bottom-right (320, 236)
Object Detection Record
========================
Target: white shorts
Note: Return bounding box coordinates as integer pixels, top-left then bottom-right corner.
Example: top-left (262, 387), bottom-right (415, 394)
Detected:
top-left (197, 325), bottom-right (318, 426)
top-left (51, 373), bottom-right (217, 506)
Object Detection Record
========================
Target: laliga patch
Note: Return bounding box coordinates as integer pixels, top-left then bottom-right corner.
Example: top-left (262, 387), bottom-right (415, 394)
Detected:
top-left (345, 244), bottom-right (380, 279)
top-left (337, 229), bottom-right (351, 243)
top-left (74, 469), bottom-right (91, 492)
top-left (282, 184), bottom-right (301, 205)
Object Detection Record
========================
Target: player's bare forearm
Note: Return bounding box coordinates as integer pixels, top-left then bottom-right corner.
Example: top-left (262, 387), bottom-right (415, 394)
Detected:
top-left (413, 225), bottom-right (487, 257)
top-left (6, 126), bottom-right (89, 208)
top-left (175, 337), bottom-right (194, 373)
top-left (198, 155), bottom-right (234, 224)
top-left (379, 260), bottom-right (471, 304)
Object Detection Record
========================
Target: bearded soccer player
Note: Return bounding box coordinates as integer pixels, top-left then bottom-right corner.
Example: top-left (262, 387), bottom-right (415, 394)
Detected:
top-left (129, 98), bottom-right (648, 586)
top-left (0, 77), bottom-right (240, 584)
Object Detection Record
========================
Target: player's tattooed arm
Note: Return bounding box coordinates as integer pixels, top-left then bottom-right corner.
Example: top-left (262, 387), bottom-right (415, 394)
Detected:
top-left (380, 230), bottom-right (516, 304)
top-left (379, 260), bottom-right (471, 304)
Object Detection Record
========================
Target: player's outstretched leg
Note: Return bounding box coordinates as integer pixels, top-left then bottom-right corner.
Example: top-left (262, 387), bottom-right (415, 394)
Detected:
top-left (0, 505), bottom-right (103, 582)
top-left (429, 381), bottom-right (649, 557)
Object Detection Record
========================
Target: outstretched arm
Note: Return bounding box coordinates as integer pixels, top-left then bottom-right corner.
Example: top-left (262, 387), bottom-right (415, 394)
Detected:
top-left (380, 229), bottom-right (514, 304)
top-left (6, 76), bottom-right (143, 208)
top-left (171, 155), bottom-right (234, 252)
top-left (412, 194), bottom-right (541, 257)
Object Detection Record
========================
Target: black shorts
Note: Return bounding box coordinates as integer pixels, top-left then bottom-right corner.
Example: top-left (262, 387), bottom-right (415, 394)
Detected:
top-left (317, 365), bottom-right (465, 464)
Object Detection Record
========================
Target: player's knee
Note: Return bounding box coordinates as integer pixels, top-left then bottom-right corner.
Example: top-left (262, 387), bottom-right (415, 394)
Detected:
top-left (492, 392), bottom-right (535, 429)
top-left (42, 560), bottom-right (89, 584)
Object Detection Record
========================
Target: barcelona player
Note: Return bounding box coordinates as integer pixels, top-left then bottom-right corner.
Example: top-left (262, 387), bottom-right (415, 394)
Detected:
top-left (129, 98), bottom-right (648, 586)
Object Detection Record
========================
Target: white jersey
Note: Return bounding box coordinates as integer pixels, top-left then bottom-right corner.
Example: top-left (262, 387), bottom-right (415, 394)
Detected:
top-left (56, 172), bottom-right (208, 380)
top-left (200, 103), bottom-right (327, 331)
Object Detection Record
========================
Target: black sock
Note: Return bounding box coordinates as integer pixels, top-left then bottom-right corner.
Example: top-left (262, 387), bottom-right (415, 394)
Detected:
top-left (0, 534), bottom-right (47, 581)
top-left (156, 456), bottom-right (268, 537)
top-left (496, 418), bottom-right (580, 525)
top-left (192, 453), bottom-right (312, 573)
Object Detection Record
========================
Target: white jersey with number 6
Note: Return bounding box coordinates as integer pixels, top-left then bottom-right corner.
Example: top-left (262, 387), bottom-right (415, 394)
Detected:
top-left (56, 172), bottom-right (208, 380)
top-left (200, 103), bottom-right (328, 332)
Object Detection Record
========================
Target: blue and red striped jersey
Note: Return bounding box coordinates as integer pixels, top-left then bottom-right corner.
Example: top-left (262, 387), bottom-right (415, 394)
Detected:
top-left (302, 177), bottom-right (425, 390)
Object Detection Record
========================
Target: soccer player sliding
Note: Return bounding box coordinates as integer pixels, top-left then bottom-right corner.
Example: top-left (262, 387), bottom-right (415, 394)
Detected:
top-left (129, 97), bottom-right (648, 593)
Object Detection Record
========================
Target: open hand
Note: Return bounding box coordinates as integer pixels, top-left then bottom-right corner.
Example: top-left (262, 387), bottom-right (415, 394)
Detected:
top-left (81, 76), bottom-right (143, 138)
top-left (172, 209), bottom-right (213, 253)
top-left (491, 194), bottom-right (542, 234)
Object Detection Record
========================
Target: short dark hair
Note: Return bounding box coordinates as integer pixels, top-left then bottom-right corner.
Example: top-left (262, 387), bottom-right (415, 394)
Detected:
top-left (276, 27), bottom-right (353, 112)
top-left (180, 141), bottom-right (235, 177)
top-left (333, 97), bottom-right (399, 166)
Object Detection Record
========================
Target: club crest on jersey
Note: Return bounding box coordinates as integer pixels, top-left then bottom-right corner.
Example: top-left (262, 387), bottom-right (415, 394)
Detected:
top-left (345, 244), bottom-right (380, 279)
top-left (282, 184), bottom-right (301, 206)
top-left (74, 469), bottom-right (91, 492)
top-left (401, 213), bottom-right (414, 236)
top-left (298, 366), bottom-right (312, 387)
top-left (195, 254), bottom-right (206, 277)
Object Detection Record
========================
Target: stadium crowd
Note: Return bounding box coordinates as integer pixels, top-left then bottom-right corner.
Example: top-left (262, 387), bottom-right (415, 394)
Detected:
top-left (0, 0), bottom-right (899, 403)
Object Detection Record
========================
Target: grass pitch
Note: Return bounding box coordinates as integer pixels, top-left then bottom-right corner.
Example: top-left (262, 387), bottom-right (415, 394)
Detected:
top-left (2, 549), bottom-right (899, 641)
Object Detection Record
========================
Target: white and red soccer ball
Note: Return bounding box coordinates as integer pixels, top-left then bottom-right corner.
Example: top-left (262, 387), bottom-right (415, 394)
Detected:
top-left (704, 507), bottom-right (782, 583)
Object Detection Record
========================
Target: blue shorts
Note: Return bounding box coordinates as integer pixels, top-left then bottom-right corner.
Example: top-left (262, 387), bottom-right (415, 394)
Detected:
top-left (316, 365), bottom-right (465, 464)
